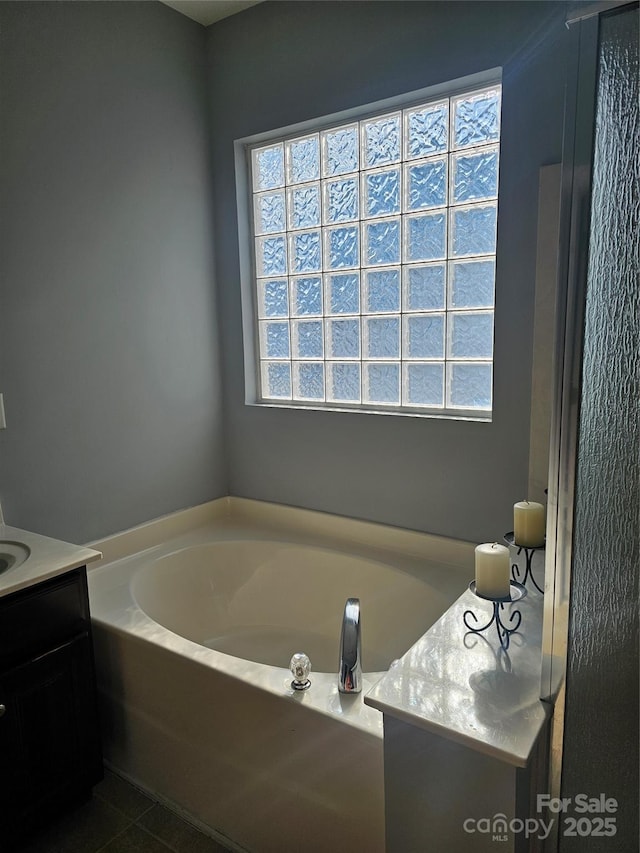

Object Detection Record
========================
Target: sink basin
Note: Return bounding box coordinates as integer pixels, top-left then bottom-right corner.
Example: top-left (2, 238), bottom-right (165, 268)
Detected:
top-left (0, 541), bottom-right (31, 574)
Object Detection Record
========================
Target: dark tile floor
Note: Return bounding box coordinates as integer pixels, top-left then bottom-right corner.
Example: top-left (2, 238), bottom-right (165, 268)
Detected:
top-left (15, 769), bottom-right (235, 853)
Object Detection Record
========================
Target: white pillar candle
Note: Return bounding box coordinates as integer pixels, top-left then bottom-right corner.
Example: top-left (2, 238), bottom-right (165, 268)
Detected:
top-left (475, 543), bottom-right (511, 599)
top-left (513, 501), bottom-right (545, 547)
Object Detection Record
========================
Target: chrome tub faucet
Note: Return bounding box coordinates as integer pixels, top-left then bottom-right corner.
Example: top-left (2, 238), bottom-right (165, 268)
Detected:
top-left (338, 597), bottom-right (362, 694)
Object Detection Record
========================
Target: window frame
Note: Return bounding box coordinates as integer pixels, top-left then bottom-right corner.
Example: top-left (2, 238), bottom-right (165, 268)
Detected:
top-left (235, 67), bottom-right (502, 421)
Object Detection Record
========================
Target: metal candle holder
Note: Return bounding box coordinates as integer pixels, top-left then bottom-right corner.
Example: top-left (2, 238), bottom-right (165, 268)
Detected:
top-left (504, 532), bottom-right (545, 594)
top-left (463, 581), bottom-right (527, 651)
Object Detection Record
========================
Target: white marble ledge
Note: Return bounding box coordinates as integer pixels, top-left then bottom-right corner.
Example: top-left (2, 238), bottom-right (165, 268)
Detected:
top-left (364, 584), bottom-right (550, 768)
top-left (0, 523), bottom-right (102, 598)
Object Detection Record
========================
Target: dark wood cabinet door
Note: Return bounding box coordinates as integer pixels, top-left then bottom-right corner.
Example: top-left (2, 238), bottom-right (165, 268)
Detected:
top-left (0, 632), bottom-right (102, 844)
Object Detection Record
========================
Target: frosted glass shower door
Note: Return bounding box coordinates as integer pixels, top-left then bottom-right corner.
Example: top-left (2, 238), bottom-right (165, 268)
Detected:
top-left (551, 4), bottom-right (639, 852)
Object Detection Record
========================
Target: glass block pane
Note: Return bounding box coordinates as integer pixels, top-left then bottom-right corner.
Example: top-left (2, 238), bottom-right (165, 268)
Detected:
top-left (325, 273), bottom-right (360, 314)
top-left (253, 144), bottom-right (284, 191)
top-left (288, 184), bottom-right (321, 230)
top-left (254, 191), bottom-right (285, 235)
top-left (364, 168), bottom-right (401, 218)
top-left (260, 320), bottom-right (290, 359)
top-left (449, 259), bottom-right (495, 308)
top-left (287, 135), bottom-right (320, 183)
top-left (363, 114), bottom-right (401, 168)
top-left (449, 311), bottom-right (494, 359)
top-left (326, 225), bottom-right (359, 270)
top-left (293, 362), bottom-right (324, 400)
top-left (364, 268), bottom-right (400, 313)
top-left (326, 318), bottom-right (360, 359)
top-left (290, 230), bottom-right (322, 273)
top-left (403, 264), bottom-right (446, 311)
top-left (404, 314), bottom-right (445, 359)
top-left (405, 102), bottom-right (448, 158)
top-left (328, 362), bottom-right (361, 403)
top-left (365, 218), bottom-right (401, 266)
top-left (448, 362), bottom-right (492, 409)
top-left (452, 147), bottom-right (499, 204)
top-left (364, 363), bottom-right (400, 405)
top-left (364, 316), bottom-right (400, 359)
top-left (404, 363), bottom-right (445, 407)
top-left (258, 278), bottom-right (289, 318)
top-left (262, 361), bottom-right (291, 399)
top-left (292, 319), bottom-right (323, 359)
top-left (322, 124), bottom-right (359, 176)
top-left (406, 212), bottom-right (446, 262)
top-left (450, 204), bottom-right (497, 257)
top-left (453, 88), bottom-right (501, 149)
top-left (405, 158), bottom-right (447, 211)
top-left (324, 178), bottom-right (359, 224)
top-left (256, 235), bottom-right (287, 277)
top-left (291, 276), bottom-right (322, 316)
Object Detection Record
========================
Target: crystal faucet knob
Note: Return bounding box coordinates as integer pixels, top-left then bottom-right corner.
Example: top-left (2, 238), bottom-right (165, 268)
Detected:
top-left (290, 652), bottom-right (311, 690)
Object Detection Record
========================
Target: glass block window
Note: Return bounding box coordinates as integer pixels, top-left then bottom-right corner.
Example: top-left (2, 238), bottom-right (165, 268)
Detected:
top-left (249, 82), bottom-right (501, 415)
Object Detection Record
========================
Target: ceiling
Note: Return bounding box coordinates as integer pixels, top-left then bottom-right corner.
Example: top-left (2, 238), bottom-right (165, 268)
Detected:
top-left (160, 0), bottom-right (263, 27)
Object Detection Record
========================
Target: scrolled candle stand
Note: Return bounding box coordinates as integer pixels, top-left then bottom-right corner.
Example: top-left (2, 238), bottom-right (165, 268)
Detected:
top-left (504, 532), bottom-right (545, 594)
top-left (463, 581), bottom-right (527, 651)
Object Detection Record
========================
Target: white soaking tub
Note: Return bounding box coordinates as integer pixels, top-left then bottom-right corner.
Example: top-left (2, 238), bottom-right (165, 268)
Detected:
top-left (88, 498), bottom-right (474, 853)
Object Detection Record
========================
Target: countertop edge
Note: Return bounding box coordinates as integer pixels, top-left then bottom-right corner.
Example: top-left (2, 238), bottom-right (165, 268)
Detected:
top-left (0, 524), bottom-right (102, 598)
top-left (363, 691), bottom-right (550, 768)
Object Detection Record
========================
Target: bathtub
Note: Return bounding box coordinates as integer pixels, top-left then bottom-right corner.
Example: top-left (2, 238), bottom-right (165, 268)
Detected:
top-left (88, 498), bottom-right (474, 853)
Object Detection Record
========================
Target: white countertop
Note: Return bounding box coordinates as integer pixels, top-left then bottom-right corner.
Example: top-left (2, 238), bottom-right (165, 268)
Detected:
top-left (0, 523), bottom-right (102, 598)
top-left (364, 582), bottom-right (550, 767)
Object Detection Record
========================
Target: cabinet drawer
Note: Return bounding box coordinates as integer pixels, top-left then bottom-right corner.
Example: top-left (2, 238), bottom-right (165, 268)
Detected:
top-left (0, 569), bottom-right (89, 670)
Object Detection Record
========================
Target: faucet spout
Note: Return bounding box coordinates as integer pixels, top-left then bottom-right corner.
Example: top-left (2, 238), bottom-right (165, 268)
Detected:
top-left (338, 597), bottom-right (362, 694)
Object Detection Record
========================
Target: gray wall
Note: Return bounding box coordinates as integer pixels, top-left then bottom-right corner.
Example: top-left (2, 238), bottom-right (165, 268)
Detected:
top-left (0, 0), bottom-right (571, 547)
top-left (0, 1), bottom-right (225, 543)
top-left (207, 1), bottom-right (570, 543)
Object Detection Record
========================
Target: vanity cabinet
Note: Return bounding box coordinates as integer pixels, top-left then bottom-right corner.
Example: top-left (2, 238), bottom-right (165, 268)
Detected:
top-left (0, 568), bottom-right (103, 848)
